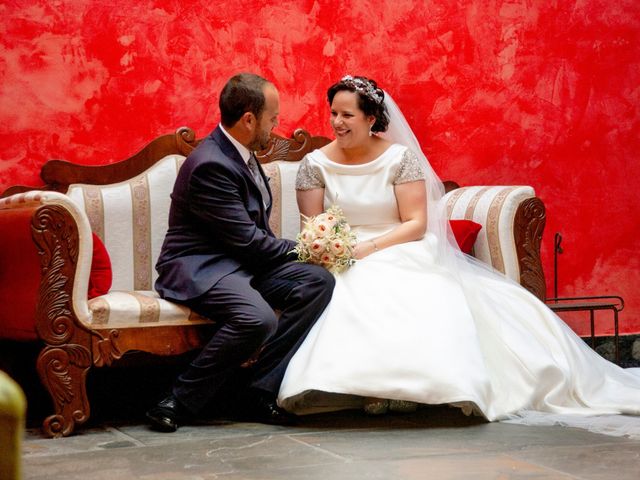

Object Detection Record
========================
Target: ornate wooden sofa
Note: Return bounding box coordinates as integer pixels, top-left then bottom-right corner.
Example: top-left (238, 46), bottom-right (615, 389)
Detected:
top-left (0, 127), bottom-right (546, 437)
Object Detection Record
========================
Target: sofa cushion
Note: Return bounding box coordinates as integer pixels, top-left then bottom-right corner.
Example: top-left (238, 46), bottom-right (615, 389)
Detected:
top-left (450, 220), bottom-right (482, 254)
top-left (88, 290), bottom-right (212, 327)
top-left (88, 233), bottom-right (112, 299)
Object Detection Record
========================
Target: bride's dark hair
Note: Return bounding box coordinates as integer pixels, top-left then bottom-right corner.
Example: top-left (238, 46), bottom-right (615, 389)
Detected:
top-left (327, 75), bottom-right (390, 133)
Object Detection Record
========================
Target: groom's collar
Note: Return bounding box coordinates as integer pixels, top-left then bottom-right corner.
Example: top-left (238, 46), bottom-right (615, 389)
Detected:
top-left (219, 124), bottom-right (251, 165)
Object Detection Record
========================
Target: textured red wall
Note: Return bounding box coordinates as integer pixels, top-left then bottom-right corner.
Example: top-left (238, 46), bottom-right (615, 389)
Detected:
top-left (1, 0), bottom-right (638, 334)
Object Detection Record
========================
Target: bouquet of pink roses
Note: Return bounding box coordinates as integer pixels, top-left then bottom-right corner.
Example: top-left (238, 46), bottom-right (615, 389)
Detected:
top-left (292, 205), bottom-right (357, 273)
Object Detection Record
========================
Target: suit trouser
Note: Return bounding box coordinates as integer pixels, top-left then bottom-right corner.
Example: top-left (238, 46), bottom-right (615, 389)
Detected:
top-left (172, 261), bottom-right (335, 414)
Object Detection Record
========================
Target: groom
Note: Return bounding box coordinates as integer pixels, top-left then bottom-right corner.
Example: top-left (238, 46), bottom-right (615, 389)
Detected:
top-left (147, 73), bottom-right (335, 432)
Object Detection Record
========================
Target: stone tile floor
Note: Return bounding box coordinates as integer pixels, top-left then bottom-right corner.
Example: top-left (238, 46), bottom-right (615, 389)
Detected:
top-left (21, 406), bottom-right (640, 480)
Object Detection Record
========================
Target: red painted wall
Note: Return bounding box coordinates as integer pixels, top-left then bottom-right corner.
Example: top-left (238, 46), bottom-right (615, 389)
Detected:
top-left (1, 0), bottom-right (638, 334)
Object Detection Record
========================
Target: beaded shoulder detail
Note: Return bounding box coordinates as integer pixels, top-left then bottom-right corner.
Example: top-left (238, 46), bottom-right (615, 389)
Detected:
top-left (295, 155), bottom-right (325, 190)
top-left (393, 148), bottom-right (426, 185)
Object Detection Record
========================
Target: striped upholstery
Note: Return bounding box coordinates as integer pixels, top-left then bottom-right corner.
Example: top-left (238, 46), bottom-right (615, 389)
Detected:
top-left (67, 155), bottom-right (186, 292)
top-left (443, 186), bottom-right (535, 283)
top-left (88, 291), bottom-right (209, 327)
top-left (263, 161), bottom-right (301, 240)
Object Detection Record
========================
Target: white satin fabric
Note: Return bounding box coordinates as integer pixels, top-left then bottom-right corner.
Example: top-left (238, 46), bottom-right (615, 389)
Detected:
top-left (277, 145), bottom-right (640, 438)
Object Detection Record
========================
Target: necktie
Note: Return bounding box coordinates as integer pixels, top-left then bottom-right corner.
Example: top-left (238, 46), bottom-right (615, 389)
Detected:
top-left (248, 154), bottom-right (271, 209)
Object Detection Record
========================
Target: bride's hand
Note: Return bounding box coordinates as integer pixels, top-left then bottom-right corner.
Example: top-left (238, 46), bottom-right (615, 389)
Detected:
top-left (353, 240), bottom-right (378, 259)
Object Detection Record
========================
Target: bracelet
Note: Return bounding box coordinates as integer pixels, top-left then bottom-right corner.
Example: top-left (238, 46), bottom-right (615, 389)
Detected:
top-left (370, 240), bottom-right (379, 252)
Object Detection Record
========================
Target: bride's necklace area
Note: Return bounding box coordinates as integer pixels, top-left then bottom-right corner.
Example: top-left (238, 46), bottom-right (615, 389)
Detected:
top-left (336, 138), bottom-right (387, 165)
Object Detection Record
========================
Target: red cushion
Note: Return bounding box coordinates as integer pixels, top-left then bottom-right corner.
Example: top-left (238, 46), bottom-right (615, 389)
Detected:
top-left (0, 209), bottom-right (43, 340)
top-left (449, 220), bottom-right (482, 254)
top-left (88, 233), bottom-right (112, 299)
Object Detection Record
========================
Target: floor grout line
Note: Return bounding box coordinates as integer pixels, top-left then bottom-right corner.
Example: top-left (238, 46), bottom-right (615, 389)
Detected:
top-left (285, 433), bottom-right (351, 461)
top-left (104, 426), bottom-right (147, 447)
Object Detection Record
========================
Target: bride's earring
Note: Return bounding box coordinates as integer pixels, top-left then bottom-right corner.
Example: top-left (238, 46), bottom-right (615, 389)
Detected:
top-left (368, 125), bottom-right (374, 136)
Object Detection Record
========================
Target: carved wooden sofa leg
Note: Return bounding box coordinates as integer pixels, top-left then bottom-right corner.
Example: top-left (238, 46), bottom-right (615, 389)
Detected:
top-left (36, 344), bottom-right (91, 437)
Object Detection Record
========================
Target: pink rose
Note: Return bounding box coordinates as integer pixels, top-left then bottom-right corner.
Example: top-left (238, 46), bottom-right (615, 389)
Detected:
top-left (321, 252), bottom-right (335, 265)
top-left (309, 238), bottom-right (327, 257)
top-left (312, 219), bottom-right (332, 238)
top-left (329, 238), bottom-right (346, 255)
top-left (299, 229), bottom-right (313, 246)
top-left (321, 213), bottom-right (338, 229)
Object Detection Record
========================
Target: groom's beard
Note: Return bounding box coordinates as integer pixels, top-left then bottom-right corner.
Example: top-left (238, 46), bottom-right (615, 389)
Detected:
top-left (248, 129), bottom-right (271, 152)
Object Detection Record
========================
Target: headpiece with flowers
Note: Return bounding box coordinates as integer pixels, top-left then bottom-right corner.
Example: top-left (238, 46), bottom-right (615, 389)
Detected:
top-left (340, 75), bottom-right (384, 105)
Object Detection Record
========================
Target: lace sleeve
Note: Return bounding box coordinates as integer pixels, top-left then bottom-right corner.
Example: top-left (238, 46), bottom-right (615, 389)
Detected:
top-left (295, 156), bottom-right (324, 190)
top-left (393, 148), bottom-right (426, 185)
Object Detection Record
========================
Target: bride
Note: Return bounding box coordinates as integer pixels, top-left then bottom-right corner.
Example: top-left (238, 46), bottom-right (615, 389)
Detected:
top-left (277, 75), bottom-right (640, 437)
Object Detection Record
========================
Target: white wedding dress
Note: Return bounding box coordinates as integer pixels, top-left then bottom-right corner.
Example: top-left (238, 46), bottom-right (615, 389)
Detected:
top-left (277, 144), bottom-right (640, 438)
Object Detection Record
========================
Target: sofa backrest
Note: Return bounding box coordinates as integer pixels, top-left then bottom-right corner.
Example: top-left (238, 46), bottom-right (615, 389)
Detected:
top-left (65, 155), bottom-right (301, 293)
top-left (443, 185), bottom-right (535, 283)
top-left (263, 161), bottom-right (302, 241)
top-left (66, 154), bottom-right (186, 291)
top-left (64, 153), bottom-right (536, 292)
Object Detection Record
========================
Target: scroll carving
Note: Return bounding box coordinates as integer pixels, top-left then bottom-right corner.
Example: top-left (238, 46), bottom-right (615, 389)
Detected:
top-left (515, 197), bottom-right (547, 301)
top-left (258, 136), bottom-right (292, 163)
top-left (32, 205), bottom-right (79, 345)
top-left (257, 129), bottom-right (330, 164)
top-left (37, 345), bottom-right (91, 437)
top-left (93, 330), bottom-right (123, 367)
top-left (176, 126), bottom-right (200, 156)
top-left (288, 129), bottom-right (312, 155)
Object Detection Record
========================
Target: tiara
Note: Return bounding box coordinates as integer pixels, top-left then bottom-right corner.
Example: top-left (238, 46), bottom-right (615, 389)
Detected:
top-left (340, 75), bottom-right (383, 104)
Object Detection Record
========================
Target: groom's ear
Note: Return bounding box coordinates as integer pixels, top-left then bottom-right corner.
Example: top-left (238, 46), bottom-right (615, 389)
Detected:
top-left (240, 111), bottom-right (256, 132)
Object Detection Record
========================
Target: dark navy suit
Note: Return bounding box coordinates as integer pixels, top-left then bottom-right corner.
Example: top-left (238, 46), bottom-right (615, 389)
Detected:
top-left (155, 126), bottom-right (334, 413)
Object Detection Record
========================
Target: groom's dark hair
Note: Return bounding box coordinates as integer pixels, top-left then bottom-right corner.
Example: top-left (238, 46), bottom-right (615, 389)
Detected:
top-left (220, 73), bottom-right (271, 127)
top-left (328, 76), bottom-right (389, 133)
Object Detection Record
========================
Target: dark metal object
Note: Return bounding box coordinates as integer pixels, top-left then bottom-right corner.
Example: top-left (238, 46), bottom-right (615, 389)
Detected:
top-left (547, 295), bottom-right (624, 364)
top-left (547, 232), bottom-right (624, 364)
top-left (553, 232), bottom-right (563, 299)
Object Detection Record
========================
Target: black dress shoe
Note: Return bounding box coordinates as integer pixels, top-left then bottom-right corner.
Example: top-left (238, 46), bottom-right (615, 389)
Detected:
top-left (247, 392), bottom-right (298, 426)
top-left (146, 394), bottom-right (191, 432)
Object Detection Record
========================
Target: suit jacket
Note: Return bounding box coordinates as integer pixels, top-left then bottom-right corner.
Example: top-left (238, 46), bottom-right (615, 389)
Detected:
top-left (155, 126), bottom-right (296, 301)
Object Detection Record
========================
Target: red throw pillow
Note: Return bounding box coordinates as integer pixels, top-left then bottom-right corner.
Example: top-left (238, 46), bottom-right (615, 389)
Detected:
top-left (88, 233), bottom-right (112, 299)
top-left (449, 220), bottom-right (482, 254)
